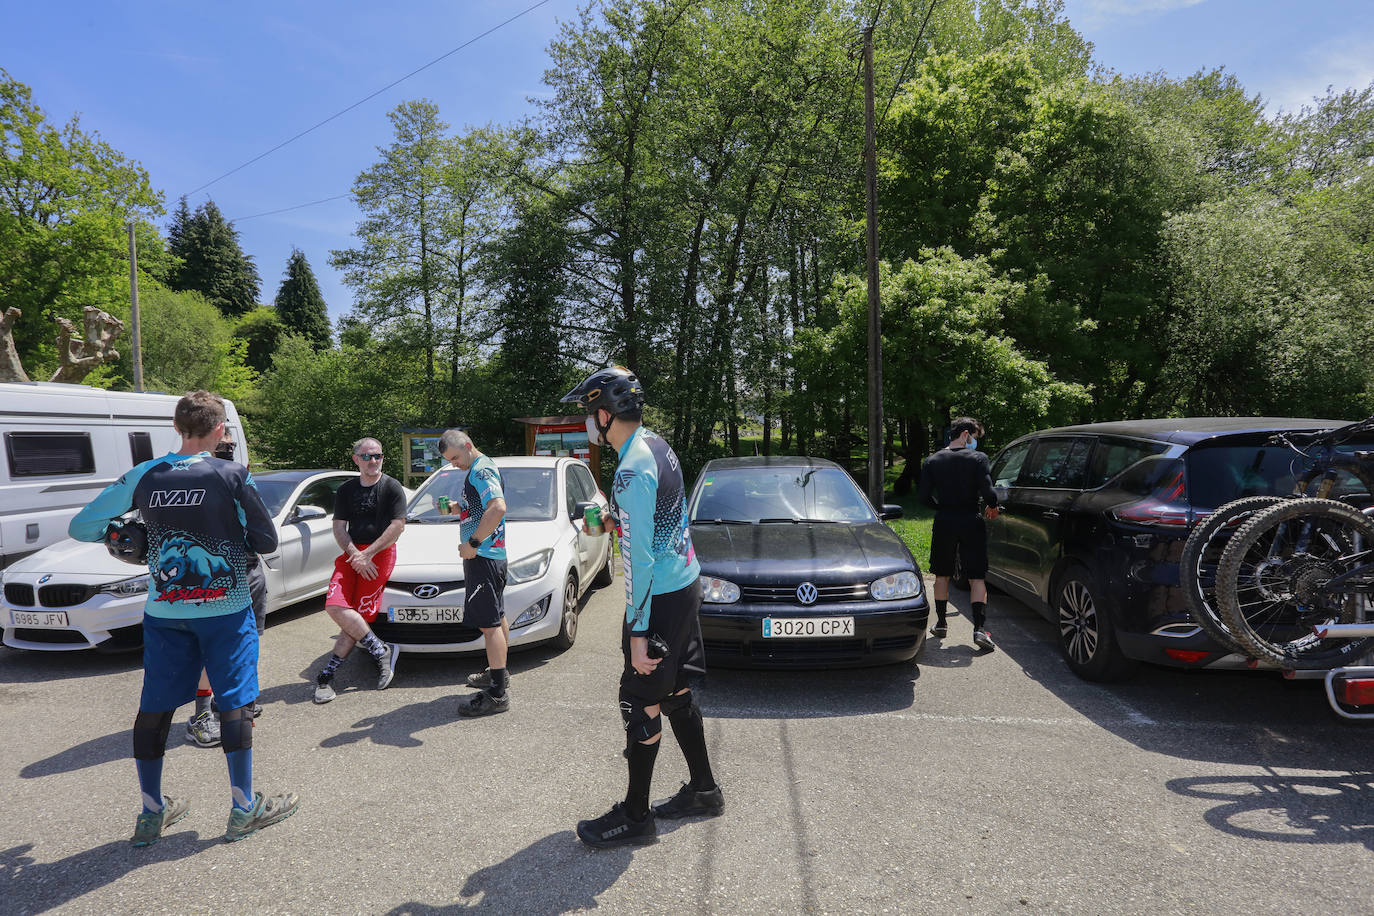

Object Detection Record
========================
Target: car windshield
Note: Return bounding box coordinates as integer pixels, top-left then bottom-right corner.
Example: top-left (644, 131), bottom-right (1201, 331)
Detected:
top-left (408, 465), bottom-right (557, 522)
top-left (689, 466), bottom-right (876, 523)
top-left (1186, 439), bottom-right (1374, 509)
top-left (252, 478), bottom-right (299, 516)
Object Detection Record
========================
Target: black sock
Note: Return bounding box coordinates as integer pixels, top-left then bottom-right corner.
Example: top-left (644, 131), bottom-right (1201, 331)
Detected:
top-left (667, 702), bottom-right (716, 791)
top-left (194, 691), bottom-right (212, 716)
top-left (624, 739), bottom-right (660, 821)
top-left (317, 653), bottom-right (345, 684)
top-left (487, 667), bottom-right (509, 699)
top-left (971, 602), bottom-right (987, 630)
top-left (935, 599), bottom-right (948, 625)
top-left (359, 631), bottom-right (387, 661)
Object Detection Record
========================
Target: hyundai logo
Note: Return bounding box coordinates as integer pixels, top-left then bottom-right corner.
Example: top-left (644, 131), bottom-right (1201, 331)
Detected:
top-left (796, 582), bottom-right (818, 605)
top-left (412, 584), bottom-right (441, 600)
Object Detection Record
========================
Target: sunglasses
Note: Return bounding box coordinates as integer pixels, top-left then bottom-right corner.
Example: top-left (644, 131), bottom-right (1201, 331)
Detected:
top-left (357, 453), bottom-right (384, 461)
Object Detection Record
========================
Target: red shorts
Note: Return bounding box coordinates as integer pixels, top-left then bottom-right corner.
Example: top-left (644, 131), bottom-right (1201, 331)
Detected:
top-left (325, 544), bottom-right (397, 622)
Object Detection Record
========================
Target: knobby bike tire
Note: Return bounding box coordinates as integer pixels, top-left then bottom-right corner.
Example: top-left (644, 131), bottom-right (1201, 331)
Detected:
top-left (1179, 496), bottom-right (1283, 654)
top-left (1215, 497), bottom-right (1374, 668)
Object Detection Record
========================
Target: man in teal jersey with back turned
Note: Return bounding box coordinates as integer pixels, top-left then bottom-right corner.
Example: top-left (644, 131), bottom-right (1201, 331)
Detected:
top-left (68, 389), bottom-right (300, 845)
top-left (562, 367), bottom-right (724, 848)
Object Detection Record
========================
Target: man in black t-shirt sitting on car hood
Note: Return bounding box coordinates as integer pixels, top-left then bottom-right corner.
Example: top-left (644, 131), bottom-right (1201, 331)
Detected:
top-left (311, 437), bottom-right (407, 704)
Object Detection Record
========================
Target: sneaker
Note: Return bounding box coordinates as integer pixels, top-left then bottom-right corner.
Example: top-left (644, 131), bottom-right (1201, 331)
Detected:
top-left (313, 679), bottom-right (337, 704)
top-left (224, 790), bottom-right (301, 842)
top-left (465, 668), bottom-right (493, 689)
top-left (652, 782), bottom-right (725, 820)
top-left (131, 795), bottom-right (190, 847)
top-left (576, 802), bottom-right (657, 848)
top-left (457, 690), bottom-right (509, 717)
top-left (186, 709), bottom-right (221, 747)
top-left (251, 702), bottom-right (263, 719)
top-left (973, 629), bottom-right (996, 651)
top-left (930, 623), bottom-right (948, 638)
top-left (376, 642), bottom-right (398, 690)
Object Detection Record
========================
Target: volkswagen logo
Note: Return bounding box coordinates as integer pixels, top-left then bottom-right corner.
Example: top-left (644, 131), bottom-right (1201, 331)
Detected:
top-left (796, 582), bottom-right (818, 605)
top-left (412, 584), bottom-right (441, 600)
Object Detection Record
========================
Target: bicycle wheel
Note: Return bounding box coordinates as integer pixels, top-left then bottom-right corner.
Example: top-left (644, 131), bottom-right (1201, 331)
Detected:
top-left (1179, 496), bottom-right (1282, 653)
top-left (1215, 498), bottom-right (1374, 668)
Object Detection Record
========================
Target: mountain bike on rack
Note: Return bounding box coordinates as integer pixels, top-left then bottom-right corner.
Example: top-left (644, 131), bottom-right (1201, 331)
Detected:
top-left (1179, 415), bottom-right (1374, 718)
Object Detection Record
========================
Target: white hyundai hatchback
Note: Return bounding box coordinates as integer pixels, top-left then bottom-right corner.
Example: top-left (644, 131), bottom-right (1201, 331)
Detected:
top-left (1, 469), bottom-right (356, 651)
top-left (372, 456), bottom-right (615, 656)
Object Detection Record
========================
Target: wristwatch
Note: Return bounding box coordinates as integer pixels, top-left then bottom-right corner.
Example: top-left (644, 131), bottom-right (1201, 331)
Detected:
top-left (467, 537), bottom-right (481, 549)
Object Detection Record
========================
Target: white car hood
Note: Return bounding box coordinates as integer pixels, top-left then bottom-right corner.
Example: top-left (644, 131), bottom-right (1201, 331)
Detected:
top-left (389, 518), bottom-right (563, 579)
top-left (5, 537), bottom-right (146, 584)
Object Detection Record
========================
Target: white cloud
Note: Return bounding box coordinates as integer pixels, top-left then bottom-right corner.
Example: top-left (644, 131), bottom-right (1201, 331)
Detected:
top-left (1262, 33), bottom-right (1374, 114)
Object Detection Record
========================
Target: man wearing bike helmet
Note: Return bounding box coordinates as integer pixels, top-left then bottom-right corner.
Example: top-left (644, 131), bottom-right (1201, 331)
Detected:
top-left (563, 366), bottom-right (723, 848)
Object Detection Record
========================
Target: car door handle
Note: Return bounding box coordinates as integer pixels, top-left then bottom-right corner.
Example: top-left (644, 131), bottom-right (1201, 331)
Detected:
top-left (1042, 510), bottom-right (1060, 518)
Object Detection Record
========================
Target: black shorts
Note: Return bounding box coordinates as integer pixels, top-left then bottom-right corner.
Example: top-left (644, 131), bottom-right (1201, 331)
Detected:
top-left (463, 556), bottom-right (507, 629)
top-left (930, 512), bottom-right (988, 579)
top-left (620, 580), bottom-right (706, 706)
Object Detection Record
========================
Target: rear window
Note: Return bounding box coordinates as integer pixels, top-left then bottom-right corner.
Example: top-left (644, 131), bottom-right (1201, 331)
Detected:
top-left (4, 432), bottom-right (96, 477)
top-left (1185, 441), bottom-right (1374, 509)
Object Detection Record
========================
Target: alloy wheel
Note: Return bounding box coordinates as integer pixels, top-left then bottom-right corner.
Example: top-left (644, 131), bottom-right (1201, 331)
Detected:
top-left (1058, 580), bottom-right (1099, 665)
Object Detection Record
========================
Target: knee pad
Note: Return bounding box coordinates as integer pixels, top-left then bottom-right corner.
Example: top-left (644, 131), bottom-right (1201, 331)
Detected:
top-left (618, 691), bottom-right (662, 751)
top-left (132, 710), bottom-right (174, 760)
top-left (219, 705), bottom-right (255, 753)
top-left (660, 689), bottom-right (694, 717)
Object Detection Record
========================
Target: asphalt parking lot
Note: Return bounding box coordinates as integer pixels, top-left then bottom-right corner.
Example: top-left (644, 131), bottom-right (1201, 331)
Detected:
top-left (2, 573), bottom-right (1372, 915)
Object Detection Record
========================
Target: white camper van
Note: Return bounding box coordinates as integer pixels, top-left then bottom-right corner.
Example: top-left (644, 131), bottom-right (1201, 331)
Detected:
top-left (0, 382), bottom-right (245, 569)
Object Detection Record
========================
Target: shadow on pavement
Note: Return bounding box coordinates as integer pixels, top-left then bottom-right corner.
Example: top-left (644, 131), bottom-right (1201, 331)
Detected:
top-left (384, 830), bottom-right (632, 914)
top-left (1168, 771), bottom-right (1374, 848)
top-left (1, 833), bottom-right (216, 912)
top-left (0, 647), bottom-right (141, 683)
top-left (700, 659), bottom-right (919, 719)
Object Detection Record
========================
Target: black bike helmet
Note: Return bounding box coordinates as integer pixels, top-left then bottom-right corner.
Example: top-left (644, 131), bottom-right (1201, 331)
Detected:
top-left (105, 519), bottom-right (149, 565)
top-left (561, 366), bottom-right (645, 416)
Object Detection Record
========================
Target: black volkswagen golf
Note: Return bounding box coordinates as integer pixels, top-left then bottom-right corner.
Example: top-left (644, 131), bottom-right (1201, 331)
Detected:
top-left (982, 417), bottom-right (1374, 681)
top-left (688, 456), bottom-right (928, 668)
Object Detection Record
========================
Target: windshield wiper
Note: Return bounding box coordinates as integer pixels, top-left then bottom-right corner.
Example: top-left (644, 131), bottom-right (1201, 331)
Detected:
top-left (698, 518), bottom-right (753, 525)
top-left (759, 517), bottom-right (839, 524)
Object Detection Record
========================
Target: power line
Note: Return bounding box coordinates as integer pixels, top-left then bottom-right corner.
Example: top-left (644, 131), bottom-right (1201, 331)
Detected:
top-left (229, 194), bottom-right (351, 223)
top-left (184, 0), bottom-right (557, 198)
top-left (877, 0), bottom-right (941, 132)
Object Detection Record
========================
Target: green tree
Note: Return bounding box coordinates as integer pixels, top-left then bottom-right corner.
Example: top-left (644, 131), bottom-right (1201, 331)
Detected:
top-left (168, 198), bottom-right (261, 317)
top-left (233, 305), bottom-right (286, 374)
top-left (0, 69), bottom-right (163, 376)
top-left (273, 248), bottom-right (330, 348)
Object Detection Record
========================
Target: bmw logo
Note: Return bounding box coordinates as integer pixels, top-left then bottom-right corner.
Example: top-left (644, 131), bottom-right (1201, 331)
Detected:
top-left (39, 574), bottom-right (52, 584)
top-left (412, 584), bottom-right (441, 599)
top-left (796, 582), bottom-right (818, 605)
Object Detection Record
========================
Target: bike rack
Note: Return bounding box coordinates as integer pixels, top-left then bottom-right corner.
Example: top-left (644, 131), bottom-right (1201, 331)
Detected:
top-left (1313, 623), bottom-right (1374, 719)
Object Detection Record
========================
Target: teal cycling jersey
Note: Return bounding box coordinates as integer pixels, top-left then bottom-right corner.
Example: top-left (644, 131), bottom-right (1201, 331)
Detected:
top-left (612, 426), bottom-right (699, 633)
top-left (459, 454), bottom-right (507, 561)
top-left (68, 452), bottom-right (278, 620)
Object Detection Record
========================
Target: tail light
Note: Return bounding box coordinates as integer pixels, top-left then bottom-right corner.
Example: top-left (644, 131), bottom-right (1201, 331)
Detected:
top-left (1339, 677), bottom-right (1374, 707)
top-left (1109, 469), bottom-right (1191, 527)
top-left (1164, 648), bottom-right (1212, 664)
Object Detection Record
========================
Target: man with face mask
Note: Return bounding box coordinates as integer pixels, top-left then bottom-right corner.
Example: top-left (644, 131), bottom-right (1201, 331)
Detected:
top-left (562, 366), bottom-right (723, 849)
top-left (919, 416), bottom-right (1000, 650)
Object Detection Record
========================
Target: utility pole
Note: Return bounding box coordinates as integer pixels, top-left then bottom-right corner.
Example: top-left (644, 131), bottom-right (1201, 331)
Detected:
top-left (863, 25), bottom-right (885, 508)
top-left (127, 222), bottom-right (144, 391)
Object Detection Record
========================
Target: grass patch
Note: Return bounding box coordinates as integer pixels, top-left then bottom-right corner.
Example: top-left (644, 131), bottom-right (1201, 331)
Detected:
top-left (882, 460), bottom-right (934, 568)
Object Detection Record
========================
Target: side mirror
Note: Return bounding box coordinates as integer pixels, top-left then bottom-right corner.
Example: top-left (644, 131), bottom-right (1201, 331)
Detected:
top-left (879, 504), bottom-right (904, 521)
top-left (291, 505), bottom-right (328, 523)
top-left (572, 500), bottom-right (595, 520)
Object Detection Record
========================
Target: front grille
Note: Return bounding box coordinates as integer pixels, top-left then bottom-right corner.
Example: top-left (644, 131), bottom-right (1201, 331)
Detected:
top-left (739, 583), bottom-right (870, 604)
top-left (872, 635), bottom-right (920, 652)
top-left (370, 620), bottom-right (482, 645)
top-left (39, 584), bottom-right (96, 607)
top-left (744, 638), bottom-right (868, 666)
top-left (4, 583), bottom-right (35, 606)
top-left (14, 628), bottom-right (87, 644)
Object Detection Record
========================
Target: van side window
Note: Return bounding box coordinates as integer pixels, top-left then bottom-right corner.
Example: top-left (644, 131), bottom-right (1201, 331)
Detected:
top-left (129, 432), bottom-right (154, 465)
top-left (4, 432), bottom-right (96, 477)
top-left (1082, 438), bottom-right (1169, 489)
top-left (1020, 438), bottom-right (1094, 489)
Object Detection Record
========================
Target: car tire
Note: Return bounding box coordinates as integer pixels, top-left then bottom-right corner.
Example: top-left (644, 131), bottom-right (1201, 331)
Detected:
top-left (1056, 567), bottom-right (1137, 682)
top-left (593, 548), bottom-right (614, 588)
top-left (950, 546), bottom-right (970, 591)
top-left (551, 573), bottom-right (581, 651)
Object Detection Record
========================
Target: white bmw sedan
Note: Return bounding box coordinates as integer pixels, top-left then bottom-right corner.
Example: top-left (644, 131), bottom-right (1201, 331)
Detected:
top-left (0, 469), bottom-right (357, 652)
top-left (371, 456), bottom-right (615, 656)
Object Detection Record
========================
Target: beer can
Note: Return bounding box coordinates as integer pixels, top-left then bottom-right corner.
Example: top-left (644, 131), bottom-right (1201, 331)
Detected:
top-left (437, 495), bottom-right (451, 514)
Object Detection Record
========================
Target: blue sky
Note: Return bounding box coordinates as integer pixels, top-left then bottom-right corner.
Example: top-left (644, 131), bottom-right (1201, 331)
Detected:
top-left (3, 0), bottom-right (1371, 327)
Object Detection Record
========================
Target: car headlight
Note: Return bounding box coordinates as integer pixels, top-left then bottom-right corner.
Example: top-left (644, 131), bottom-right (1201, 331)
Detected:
top-left (99, 575), bottom-right (150, 597)
top-left (699, 575), bottom-right (740, 604)
top-left (507, 549), bottom-right (554, 585)
top-left (870, 571), bottom-right (920, 601)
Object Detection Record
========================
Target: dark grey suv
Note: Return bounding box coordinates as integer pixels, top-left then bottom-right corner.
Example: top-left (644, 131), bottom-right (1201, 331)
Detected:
top-left (982, 418), bottom-right (1374, 681)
